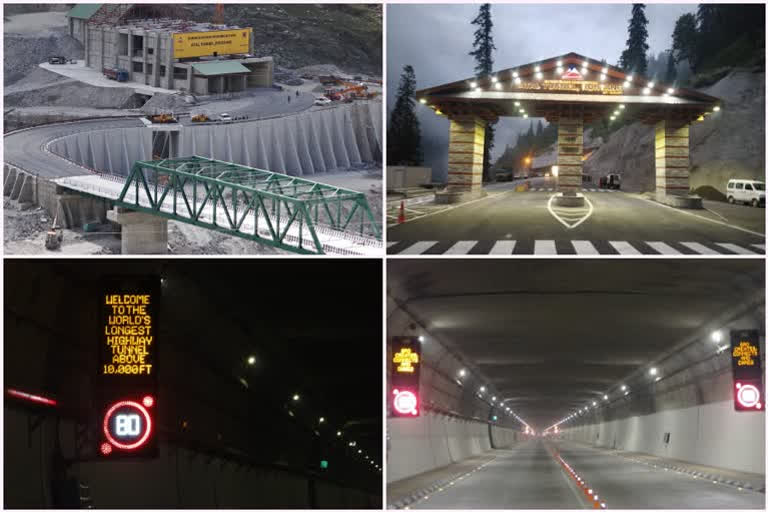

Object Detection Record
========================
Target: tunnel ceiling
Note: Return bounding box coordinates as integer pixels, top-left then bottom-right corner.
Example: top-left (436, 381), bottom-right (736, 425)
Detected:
top-left (388, 260), bottom-right (764, 430)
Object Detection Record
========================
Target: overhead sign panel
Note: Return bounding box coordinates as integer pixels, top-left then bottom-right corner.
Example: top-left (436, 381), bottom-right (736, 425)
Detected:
top-left (98, 277), bottom-right (160, 457)
top-left (730, 330), bottom-right (763, 412)
top-left (173, 29), bottom-right (251, 59)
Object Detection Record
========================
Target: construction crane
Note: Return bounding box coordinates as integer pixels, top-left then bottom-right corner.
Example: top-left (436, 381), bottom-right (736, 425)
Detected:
top-left (213, 3), bottom-right (224, 25)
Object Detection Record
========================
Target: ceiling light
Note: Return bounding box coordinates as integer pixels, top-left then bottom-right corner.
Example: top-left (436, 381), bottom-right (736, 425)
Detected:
top-left (592, 401), bottom-right (596, 406)
top-left (495, 82), bottom-right (502, 90)
top-left (293, 394), bottom-right (300, 401)
top-left (491, 76), bottom-right (498, 83)
top-left (711, 330), bottom-right (723, 343)
top-left (470, 81), bottom-right (477, 88)
top-left (713, 105), bottom-right (721, 112)
top-left (535, 72), bottom-right (543, 79)
top-left (492, 396), bottom-right (497, 401)
top-left (642, 87), bottom-right (650, 95)
top-left (603, 394), bottom-right (608, 400)
top-left (247, 355), bottom-right (256, 365)
top-left (514, 77), bottom-right (521, 84)
top-left (475, 87), bottom-right (482, 93)
top-left (319, 417), bottom-right (325, 423)
top-left (534, 65), bottom-right (540, 72)
top-left (556, 60), bottom-right (563, 67)
top-left (458, 369), bottom-right (466, 377)
top-left (648, 81), bottom-right (655, 88)
top-left (512, 71), bottom-right (519, 78)
top-left (479, 386), bottom-right (486, 392)
top-left (619, 104), bottom-right (625, 109)
top-left (418, 335), bottom-right (425, 342)
top-left (621, 385), bottom-right (627, 391)
top-left (649, 367), bottom-right (658, 376)
top-left (603, 66), bottom-right (609, 73)
top-left (600, 74), bottom-right (606, 82)
top-left (627, 75), bottom-right (633, 81)
top-left (667, 88), bottom-right (675, 94)
top-left (419, 98), bottom-right (427, 104)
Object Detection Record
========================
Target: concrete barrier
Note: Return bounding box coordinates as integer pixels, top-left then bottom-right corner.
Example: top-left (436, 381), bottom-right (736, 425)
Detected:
top-left (388, 410), bottom-right (517, 483)
top-left (560, 398), bottom-right (764, 474)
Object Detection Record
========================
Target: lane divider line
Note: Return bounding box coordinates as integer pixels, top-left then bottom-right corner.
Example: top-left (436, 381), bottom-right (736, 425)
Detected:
top-left (391, 458), bottom-right (497, 509)
top-left (548, 444), bottom-right (607, 509)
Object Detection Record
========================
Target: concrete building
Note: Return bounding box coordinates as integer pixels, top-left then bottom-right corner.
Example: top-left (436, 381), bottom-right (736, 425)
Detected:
top-left (66, 4), bottom-right (273, 95)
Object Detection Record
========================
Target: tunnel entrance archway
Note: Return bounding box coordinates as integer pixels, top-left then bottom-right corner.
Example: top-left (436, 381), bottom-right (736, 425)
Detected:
top-left (416, 52), bottom-right (721, 208)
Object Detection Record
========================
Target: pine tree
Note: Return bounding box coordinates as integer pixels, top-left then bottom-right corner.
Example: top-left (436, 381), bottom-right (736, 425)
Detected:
top-left (469, 3), bottom-right (496, 182)
top-left (664, 51), bottom-right (677, 84)
top-left (671, 13), bottom-right (698, 73)
top-left (387, 65), bottom-right (423, 166)
top-left (619, 4), bottom-right (650, 75)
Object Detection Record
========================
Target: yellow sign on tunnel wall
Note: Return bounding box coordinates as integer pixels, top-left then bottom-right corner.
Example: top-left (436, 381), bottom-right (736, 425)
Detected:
top-left (173, 28), bottom-right (251, 59)
top-left (393, 348), bottom-right (420, 373)
top-left (732, 340), bottom-right (759, 367)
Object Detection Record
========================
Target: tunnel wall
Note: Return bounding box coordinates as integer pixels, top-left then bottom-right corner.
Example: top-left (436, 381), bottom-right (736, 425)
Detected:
top-left (559, 397), bottom-right (765, 475)
top-left (387, 409), bottom-right (517, 483)
top-left (45, 102), bottom-right (382, 177)
top-left (560, 307), bottom-right (765, 476)
top-left (4, 407), bottom-right (377, 509)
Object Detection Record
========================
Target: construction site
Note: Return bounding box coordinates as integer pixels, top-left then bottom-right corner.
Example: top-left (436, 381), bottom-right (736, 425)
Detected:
top-left (4, 4), bottom-right (383, 255)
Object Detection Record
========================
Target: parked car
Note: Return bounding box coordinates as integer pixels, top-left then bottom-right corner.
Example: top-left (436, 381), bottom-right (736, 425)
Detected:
top-left (48, 56), bottom-right (67, 65)
top-left (218, 113), bottom-right (232, 123)
top-left (314, 96), bottom-right (332, 106)
top-left (495, 169), bottom-right (515, 182)
top-left (599, 173), bottom-right (621, 189)
top-left (726, 179), bottom-right (765, 207)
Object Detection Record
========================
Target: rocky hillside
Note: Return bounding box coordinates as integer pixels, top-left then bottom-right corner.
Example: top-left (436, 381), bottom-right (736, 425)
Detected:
top-left (584, 70), bottom-right (765, 197)
top-left (186, 4), bottom-right (382, 75)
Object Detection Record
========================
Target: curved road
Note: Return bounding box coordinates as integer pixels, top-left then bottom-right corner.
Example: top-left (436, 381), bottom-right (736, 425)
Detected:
top-left (4, 117), bottom-right (142, 178)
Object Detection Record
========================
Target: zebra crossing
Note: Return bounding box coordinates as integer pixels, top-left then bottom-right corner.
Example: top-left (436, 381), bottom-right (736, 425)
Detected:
top-left (387, 240), bottom-right (766, 255)
top-left (523, 188), bottom-right (617, 193)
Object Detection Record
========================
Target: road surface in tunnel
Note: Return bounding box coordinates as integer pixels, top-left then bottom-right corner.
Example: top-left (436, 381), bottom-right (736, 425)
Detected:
top-left (410, 440), bottom-right (582, 509)
top-left (407, 439), bottom-right (765, 509)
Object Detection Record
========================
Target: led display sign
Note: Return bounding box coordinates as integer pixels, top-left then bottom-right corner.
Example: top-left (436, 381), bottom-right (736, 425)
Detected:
top-left (730, 330), bottom-right (763, 412)
top-left (517, 80), bottom-right (623, 95)
top-left (98, 278), bottom-right (160, 457)
top-left (390, 337), bottom-right (421, 417)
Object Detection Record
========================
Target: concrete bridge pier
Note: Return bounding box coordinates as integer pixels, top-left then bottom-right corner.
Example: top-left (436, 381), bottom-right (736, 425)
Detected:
top-left (436, 116), bottom-right (487, 204)
top-left (554, 116), bottom-right (586, 207)
top-left (655, 119), bottom-right (702, 208)
top-left (107, 207), bottom-right (168, 254)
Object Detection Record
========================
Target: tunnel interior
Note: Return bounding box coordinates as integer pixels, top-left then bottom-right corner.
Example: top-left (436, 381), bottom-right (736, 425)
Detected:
top-left (386, 259), bottom-right (765, 509)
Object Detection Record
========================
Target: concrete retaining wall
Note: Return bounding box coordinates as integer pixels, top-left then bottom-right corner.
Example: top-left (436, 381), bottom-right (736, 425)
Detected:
top-left (387, 410), bottom-right (516, 483)
top-left (45, 102), bottom-right (382, 177)
top-left (560, 398), bottom-right (765, 475)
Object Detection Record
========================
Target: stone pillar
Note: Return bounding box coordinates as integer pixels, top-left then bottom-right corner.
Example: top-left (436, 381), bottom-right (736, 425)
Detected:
top-left (655, 120), bottom-right (690, 197)
top-left (127, 29), bottom-right (133, 81)
top-left (447, 116), bottom-right (485, 192)
top-left (107, 208), bottom-right (168, 254)
top-left (556, 117), bottom-right (583, 195)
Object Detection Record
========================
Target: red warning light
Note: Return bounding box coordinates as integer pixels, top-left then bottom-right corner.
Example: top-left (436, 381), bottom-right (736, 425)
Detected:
top-left (142, 395), bottom-right (155, 408)
top-left (393, 389), bottom-right (418, 416)
top-left (736, 382), bottom-right (761, 409)
top-left (102, 400), bottom-right (153, 451)
top-left (100, 442), bottom-right (113, 456)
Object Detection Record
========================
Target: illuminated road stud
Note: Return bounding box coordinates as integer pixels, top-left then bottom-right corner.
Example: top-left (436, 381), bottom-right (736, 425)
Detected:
top-left (392, 389), bottom-right (418, 416)
top-left (100, 442), bottom-right (113, 455)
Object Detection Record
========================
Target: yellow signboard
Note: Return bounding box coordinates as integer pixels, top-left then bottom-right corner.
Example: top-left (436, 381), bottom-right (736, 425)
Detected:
top-left (393, 348), bottom-right (420, 373)
top-left (732, 341), bottom-right (759, 367)
top-left (173, 29), bottom-right (251, 59)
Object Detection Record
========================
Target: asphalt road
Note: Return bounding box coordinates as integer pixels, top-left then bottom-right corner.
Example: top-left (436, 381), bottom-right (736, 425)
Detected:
top-left (4, 118), bottom-right (142, 178)
top-left (410, 441), bottom-right (583, 509)
top-left (407, 440), bottom-right (764, 509)
top-left (554, 440), bottom-right (765, 509)
top-left (388, 178), bottom-right (765, 255)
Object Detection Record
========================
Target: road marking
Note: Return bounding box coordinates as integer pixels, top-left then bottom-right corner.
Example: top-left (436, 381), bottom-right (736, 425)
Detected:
top-left (388, 190), bottom-right (513, 227)
top-left (680, 242), bottom-right (720, 254)
top-left (444, 240), bottom-right (478, 254)
top-left (704, 207), bottom-right (728, 222)
top-left (609, 241), bottom-right (641, 254)
top-left (646, 241), bottom-right (682, 255)
top-left (715, 243), bottom-right (761, 255)
top-left (398, 241), bottom-right (438, 254)
top-left (547, 193), bottom-right (594, 229)
top-left (639, 196), bottom-right (766, 238)
top-left (535, 240), bottom-right (557, 254)
top-left (489, 240), bottom-right (517, 254)
top-left (571, 240), bottom-right (599, 254)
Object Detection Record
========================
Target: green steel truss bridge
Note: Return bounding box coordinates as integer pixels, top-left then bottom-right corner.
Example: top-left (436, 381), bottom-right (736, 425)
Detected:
top-left (54, 156), bottom-right (382, 255)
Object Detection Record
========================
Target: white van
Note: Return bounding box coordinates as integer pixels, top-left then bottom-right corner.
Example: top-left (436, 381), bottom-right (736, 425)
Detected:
top-left (726, 179), bottom-right (765, 207)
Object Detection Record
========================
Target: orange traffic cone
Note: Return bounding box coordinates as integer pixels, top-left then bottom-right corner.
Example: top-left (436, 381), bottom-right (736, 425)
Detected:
top-left (397, 201), bottom-right (406, 224)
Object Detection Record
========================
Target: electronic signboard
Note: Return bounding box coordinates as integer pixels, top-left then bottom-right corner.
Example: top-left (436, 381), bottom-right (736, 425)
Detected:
top-left (730, 330), bottom-right (763, 412)
top-left (98, 278), bottom-right (160, 457)
top-left (390, 337), bottom-right (421, 417)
